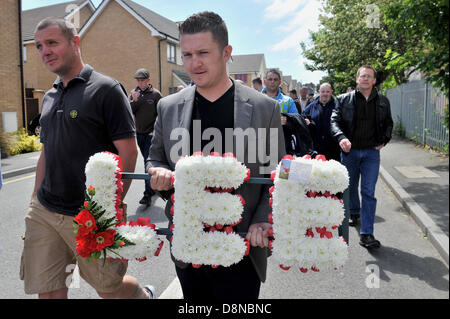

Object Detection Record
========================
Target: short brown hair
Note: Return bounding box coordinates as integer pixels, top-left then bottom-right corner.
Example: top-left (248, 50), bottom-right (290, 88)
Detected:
top-left (265, 69), bottom-right (281, 80)
top-left (179, 12), bottom-right (228, 50)
top-left (34, 17), bottom-right (78, 42)
top-left (357, 65), bottom-right (377, 78)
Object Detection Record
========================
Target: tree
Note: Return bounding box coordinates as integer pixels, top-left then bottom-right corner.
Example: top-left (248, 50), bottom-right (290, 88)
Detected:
top-left (301, 0), bottom-right (449, 97)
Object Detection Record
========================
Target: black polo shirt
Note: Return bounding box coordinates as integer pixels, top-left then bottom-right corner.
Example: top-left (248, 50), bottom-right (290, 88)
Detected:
top-left (38, 64), bottom-right (136, 216)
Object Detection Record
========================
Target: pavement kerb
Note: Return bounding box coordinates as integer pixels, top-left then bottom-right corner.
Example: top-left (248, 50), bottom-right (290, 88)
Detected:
top-left (2, 165), bottom-right (37, 180)
top-left (379, 166), bottom-right (449, 266)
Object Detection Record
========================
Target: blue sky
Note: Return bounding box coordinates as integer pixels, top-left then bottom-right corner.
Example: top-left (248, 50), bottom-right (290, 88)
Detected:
top-left (23, 0), bottom-right (326, 86)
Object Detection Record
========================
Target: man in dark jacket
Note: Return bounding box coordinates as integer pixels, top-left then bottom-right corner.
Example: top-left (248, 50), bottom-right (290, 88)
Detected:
top-left (130, 68), bottom-right (162, 206)
top-left (330, 66), bottom-right (393, 249)
top-left (302, 83), bottom-right (341, 161)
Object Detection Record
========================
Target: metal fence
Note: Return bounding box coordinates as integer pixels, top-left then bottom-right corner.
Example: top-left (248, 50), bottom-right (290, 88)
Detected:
top-left (386, 80), bottom-right (449, 150)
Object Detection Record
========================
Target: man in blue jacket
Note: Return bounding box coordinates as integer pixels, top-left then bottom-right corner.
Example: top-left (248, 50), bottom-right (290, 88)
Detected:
top-left (262, 69), bottom-right (298, 126)
top-left (302, 83), bottom-right (341, 161)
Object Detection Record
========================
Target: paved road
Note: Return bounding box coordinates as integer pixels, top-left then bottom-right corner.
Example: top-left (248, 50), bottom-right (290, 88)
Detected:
top-left (0, 151), bottom-right (448, 299)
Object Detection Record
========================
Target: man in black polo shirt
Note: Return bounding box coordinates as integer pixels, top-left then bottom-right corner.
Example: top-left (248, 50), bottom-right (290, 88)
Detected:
top-left (20, 17), bottom-right (154, 299)
top-left (331, 65), bottom-right (393, 249)
top-left (130, 68), bottom-right (162, 206)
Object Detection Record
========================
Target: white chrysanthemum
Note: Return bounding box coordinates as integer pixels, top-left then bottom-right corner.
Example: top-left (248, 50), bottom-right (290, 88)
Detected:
top-left (271, 157), bottom-right (349, 272)
top-left (105, 225), bottom-right (162, 260)
top-left (172, 155), bottom-right (248, 267)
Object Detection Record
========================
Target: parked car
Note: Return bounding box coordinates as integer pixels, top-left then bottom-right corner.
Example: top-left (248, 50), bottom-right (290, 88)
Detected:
top-left (28, 114), bottom-right (41, 136)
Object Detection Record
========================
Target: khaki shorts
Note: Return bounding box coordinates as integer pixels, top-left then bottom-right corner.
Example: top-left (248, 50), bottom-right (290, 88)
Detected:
top-left (20, 194), bottom-right (128, 295)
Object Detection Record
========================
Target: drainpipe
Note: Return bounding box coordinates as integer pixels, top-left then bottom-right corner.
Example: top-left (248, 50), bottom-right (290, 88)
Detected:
top-left (158, 36), bottom-right (167, 92)
top-left (18, 0), bottom-right (26, 128)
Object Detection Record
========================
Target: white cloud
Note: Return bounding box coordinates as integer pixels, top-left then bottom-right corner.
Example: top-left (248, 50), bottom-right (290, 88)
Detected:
top-left (271, 0), bottom-right (322, 51)
top-left (263, 0), bottom-right (308, 19)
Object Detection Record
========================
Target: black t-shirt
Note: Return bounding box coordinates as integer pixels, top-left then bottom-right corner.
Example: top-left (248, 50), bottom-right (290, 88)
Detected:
top-left (189, 84), bottom-right (235, 155)
top-left (353, 90), bottom-right (377, 149)
top-left (38, 65), bottom-right (136, 216)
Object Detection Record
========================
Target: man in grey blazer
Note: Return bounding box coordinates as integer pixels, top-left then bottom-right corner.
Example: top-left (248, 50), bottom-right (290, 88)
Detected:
top-left (146, 12), bottom-right (285, 300)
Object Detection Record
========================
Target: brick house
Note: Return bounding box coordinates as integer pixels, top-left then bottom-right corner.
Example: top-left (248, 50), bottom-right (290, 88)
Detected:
top-left (0, 0), bottom-right (24, 133)
top-left (22, 0), bottom-right (189, 100)
top-left (228, 54), bottom-right (266, 87)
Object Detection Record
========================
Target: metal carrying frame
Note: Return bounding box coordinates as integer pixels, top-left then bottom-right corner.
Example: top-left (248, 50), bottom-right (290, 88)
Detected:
top-left (121, 173), bottom-right (349, 243)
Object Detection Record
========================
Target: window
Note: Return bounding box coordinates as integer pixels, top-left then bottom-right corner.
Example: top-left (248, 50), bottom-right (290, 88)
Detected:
top-left (23, 46), bottom-right (27, 62)
top-left (234, 74), bottom-right (248, 82)
top-left (167, 42), bottom-right (176, 63)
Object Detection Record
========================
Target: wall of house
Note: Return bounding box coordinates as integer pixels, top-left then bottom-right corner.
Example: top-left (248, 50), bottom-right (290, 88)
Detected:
top-left (80, 0), bottom-right (184, 97)
top-left (160, 40), bottom-right (186, 96)
top-left (0, 0), bottom-right (23, 132)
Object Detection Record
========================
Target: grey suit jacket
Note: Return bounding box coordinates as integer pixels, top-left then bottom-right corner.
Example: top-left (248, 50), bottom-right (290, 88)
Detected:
top-left (146, 79), bottom-right (285, 282)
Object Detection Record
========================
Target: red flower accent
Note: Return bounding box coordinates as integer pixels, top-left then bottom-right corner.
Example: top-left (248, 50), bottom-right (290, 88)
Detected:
top-left (93, 229), bottom-right (116, 251)
top-left (306, 228), bottom-right (314, 238)
top-left (299, 267), bottom-right (308, 273)
top-left (224, 226), bottom-right (234, 234)
top-left (222, 153), bottom-right (236, 158)
top-left (282, 155), bottom-right (294, 161)
top-left (270, 170), bottom-right (276, 181)
top-left (210, 152), bottom-right (221, 157)
top-left (269, 186), bottom-right (275, 196)
top-left (192, 151), bottom-right (203, 156)
top-left (302, 154), bottom-right (311, 160)
top-left (237, 194), bottom-right (246, 206)
top-left (74, 209), bottom-right (97, 237)
top-left (76, 233), bottom-right (96, 258)
top-left (268, 213), bottom-right (274, 225)
top-left (170, 205), bottom-right (174, 216)
top-left (154, 241), bottom-right (164, 256)
top-left (280, 265), bottom-right (290, 271)
top-left (192, 264), bottom-right (202, 268)
top-left (244, 168), bottom-right (251, 182)
top-left (315, 154), bottom-right (327, 161)
top-left (244, 239), bottom-right (250, 256)
top-left (269, 197), bottom-right (273, 208)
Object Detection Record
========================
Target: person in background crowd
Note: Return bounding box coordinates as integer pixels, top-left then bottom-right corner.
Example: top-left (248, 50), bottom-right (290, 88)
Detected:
top-left (130, 68), bottom-right (162, 207)
top-left (298, 86), bottom-right (313, 112)
top-left (302, 83), bottom-right (341, 161)
top-left (262, 69), bottom-right (298, 127)
top-left (331, 65), bottom-right (393, 249)
top-left (252, 77), bottom-right (263, 91)
top-left (289, 89), bottom-right (301, 112)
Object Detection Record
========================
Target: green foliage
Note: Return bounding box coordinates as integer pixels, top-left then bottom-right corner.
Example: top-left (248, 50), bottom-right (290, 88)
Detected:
top-left (7, 128), bottom-right (42, 156)
top-left (301, 0), bottom-right (449, 96)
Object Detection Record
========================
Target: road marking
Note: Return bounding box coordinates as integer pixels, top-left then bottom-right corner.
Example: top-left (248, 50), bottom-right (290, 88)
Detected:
top-left (2, 174), bottom-right (35, 185)
top-left (158, 276), bottom-right (183, 299)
